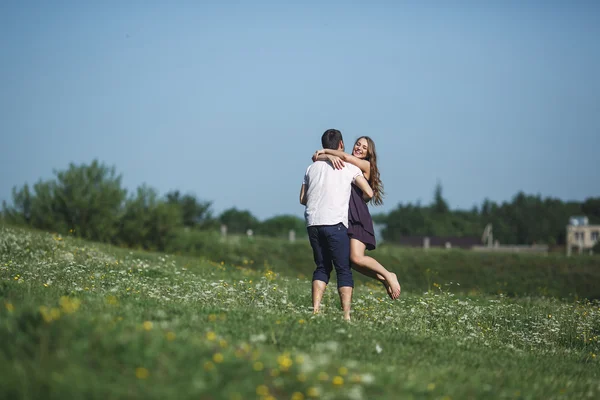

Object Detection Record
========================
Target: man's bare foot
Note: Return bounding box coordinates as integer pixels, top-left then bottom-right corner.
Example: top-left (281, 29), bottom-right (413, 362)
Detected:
top-left (388, 273), bottom-right (401, 300)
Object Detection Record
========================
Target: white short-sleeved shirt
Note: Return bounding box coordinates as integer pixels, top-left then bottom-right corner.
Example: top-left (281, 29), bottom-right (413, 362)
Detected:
top-left (302, 161), bottom-right (363, 228)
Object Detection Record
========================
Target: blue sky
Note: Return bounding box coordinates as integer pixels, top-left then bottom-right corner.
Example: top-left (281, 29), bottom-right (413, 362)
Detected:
top-left (1, 1), bottom-right (598, 220)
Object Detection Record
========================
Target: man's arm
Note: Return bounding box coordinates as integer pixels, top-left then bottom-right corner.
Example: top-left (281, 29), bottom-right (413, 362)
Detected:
top-left (353, 175), bottom-right (373, 202)
top-left (299, 184), bottom-right (307, 205)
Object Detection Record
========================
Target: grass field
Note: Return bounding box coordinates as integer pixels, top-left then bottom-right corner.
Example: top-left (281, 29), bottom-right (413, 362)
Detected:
top-left (1, 225), bottom-right (599, 399)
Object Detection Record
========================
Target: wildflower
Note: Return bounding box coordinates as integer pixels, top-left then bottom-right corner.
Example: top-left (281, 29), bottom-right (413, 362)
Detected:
top-left (50, 308), bottom-right (61, 320)
top-left (204, 361), bottom-right (215, 371)
top-left (297, 373), bottom-right (307, 382)
top-left (253, 361), bottom-right (264, 371)
top-left (277, 353), bottom-right (293, 370)
top-left (166, 331), bottom-right (176, 341)
top-left (4, 303), bottom-right (14, 313)
top-left (206, 331), bottom-right (217, 341)
top-left (338, 366), bottom-right (348, 376)
top-left (256, 385), bottom-right (269, 396)
top-left (291, 392), bottom-right (305, 400)
top-left (299, 319), bottom-right (306, 325)
top-left (59, 296), bottom-right (81, 314)
top-left (219, 339), bottom-right (228, 348)
top-left (135, 367), bottom-right (149, 379)
top-left (318, 372), bottom-right (329, 381)
top-left (306, 387), bottom-right (319, 398)
top-left (332, 376), bottom-right (344, 386)
top-left (427, 383), bottom-right (436, 391)
top-left (208, 314), bottom-right (217, 322)
top-left (213, 353), bottom-right (224, 363)
top-left (40, 305), bottom-right (55, 322)
top-left (143, 321), bottom-right (153, 331)
top-left (106, 296), bottom-right (118, 306)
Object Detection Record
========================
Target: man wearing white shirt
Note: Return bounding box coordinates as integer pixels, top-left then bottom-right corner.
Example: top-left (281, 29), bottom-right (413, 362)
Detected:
top-left (299, 129), bottom-right (373, 321)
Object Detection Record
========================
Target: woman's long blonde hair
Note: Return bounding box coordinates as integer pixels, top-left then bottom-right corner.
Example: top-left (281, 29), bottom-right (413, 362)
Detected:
top-left (358, 136), bottom-right (384, 206)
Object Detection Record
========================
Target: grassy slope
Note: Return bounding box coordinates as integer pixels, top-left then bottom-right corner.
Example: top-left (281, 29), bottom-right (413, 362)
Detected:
top-left (1, 225), bottom-right (599, 400)
top-left (171, 230), bottom-right (600, 299)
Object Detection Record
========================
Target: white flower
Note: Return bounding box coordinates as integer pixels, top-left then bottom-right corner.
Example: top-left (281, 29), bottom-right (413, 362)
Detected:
top-left (249, 333), bottom-right (267, 343)
top-left (375, 344), bottom-right (382, 354)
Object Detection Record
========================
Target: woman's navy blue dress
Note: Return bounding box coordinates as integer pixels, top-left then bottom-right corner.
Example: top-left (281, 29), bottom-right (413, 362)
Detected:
top-left (347, 184), bottom-right (376, 250)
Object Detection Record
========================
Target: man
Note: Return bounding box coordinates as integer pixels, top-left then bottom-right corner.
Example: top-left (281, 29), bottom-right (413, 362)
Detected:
top-left (299, 129), bottom-right (374, 321)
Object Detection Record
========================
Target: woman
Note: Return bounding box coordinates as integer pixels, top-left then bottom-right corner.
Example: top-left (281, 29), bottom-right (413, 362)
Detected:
top-left (313, 137), bottom-right (401, 300)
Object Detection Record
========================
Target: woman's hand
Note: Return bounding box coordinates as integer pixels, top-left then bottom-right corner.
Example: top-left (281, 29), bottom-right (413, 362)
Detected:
top-left (326, 154), bottom-right (345, 170)
top-left (312, 149), bottom-right (325, 162)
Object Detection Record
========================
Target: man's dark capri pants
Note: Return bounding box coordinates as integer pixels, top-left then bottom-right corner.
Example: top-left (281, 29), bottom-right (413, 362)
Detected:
top-left (307, 223), bottom-right (354, 288)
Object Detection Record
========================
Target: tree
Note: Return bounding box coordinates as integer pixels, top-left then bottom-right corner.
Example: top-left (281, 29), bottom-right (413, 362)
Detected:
top-left (257, 215), bottom-right (306, 238)
top-left (3, 184), bottom-right (33, 225)
top-left (165, 190), bottom-right (214, 229)
top-left (51, 160), bottom-right (127, 241)
top-left (119, 185), bottom-right (182, 250)
top-left (432, 182), bottom-right (449, 214)
top-left (219, 208), bottom-right (259, 234)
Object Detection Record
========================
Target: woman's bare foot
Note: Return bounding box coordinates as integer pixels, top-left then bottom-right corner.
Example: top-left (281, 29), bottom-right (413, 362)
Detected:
top-left (387, 273), bottom-right (401, 300)
top-left (380, 280), bottom-right (394, 300)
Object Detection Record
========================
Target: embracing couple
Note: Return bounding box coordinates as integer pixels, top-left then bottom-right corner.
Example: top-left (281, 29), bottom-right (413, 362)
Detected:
top-left (300, 129), bottom-right (401, 321)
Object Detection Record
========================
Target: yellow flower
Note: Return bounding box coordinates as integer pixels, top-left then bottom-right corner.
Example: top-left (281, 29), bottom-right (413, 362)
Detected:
top-left (59, 296), bottom-right (81, 314)
top-left (306, 387), bottom-right (319, 398)
top-left (5, 303), bottom-right (14, 313)
top-left (338, 366), bottom-right (348, 376)
top-left (166, 331), bottom-right (176, 341)
top-left (204, 361), bottom-right (215, 371)
top-left (427, 383), bottom-right (436, 391)
top-left (50, 308), bottom-right (61, 320)
top-left (219, 339), bottom-right (228, 348)
top-left (206, 331), bottom-right (217, 341)
top-left (253, 361), bottom-right (264, 371)
top-left (135, 367), bottom-right (149, 379)
top-left (350, 374), bottom-right (361, 383)
top-left (208, 314), bottom-right (217, 322)
top-left (270, 369), bottom-right (280, 377)
top-left (256, 385), bottom-right (269, 396)
top-left (291, 392), bottom-right (305, 400)
top-left (298, 319), bottom-right (306, 325)
top-left (297, 373), bottom-right (307, 382)
top-left (143, 321), bottom-right (153, 331)
top-left (332, 376), bottom-right (344, 386)
top-left (277, 354), bottom-right (293, 370)
top-left (106, 296), bottom-right (118, 306)
top-left (318, 372), bottom-right (329, 381)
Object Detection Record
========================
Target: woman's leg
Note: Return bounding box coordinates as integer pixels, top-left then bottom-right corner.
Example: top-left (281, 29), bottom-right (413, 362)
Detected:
top-left (350, 238), bottom-right (401, 299)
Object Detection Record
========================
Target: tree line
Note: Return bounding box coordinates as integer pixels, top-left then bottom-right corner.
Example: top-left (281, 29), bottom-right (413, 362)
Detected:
top-left (378, 184), bottom-right (600, 247)
top-left (2, 160), bottom-right (599, 250)
top-left (1, 160), bottom-right (306, 251)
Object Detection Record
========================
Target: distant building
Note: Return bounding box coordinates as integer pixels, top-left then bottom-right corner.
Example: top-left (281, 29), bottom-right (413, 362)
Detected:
top-left (566, 216), bottom-right (600, 255)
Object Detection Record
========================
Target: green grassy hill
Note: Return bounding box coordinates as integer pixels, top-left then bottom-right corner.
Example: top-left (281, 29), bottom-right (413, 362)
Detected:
top-left (170, 229), bottom-right (600, 299)
top-left (1, 225), bottom-right (599, 399)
